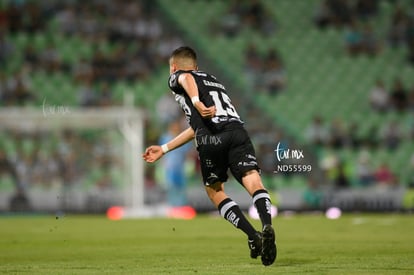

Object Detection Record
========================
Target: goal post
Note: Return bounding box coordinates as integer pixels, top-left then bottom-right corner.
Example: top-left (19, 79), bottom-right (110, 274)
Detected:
top-left (0, 96), bottom-right (151, 216)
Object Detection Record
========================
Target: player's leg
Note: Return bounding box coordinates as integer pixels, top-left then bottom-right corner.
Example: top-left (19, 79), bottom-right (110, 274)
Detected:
top-left (241, 170), bottom-right (277, 266)
top-left (197, 129), bottom-right (257, 239)
top-left (228, 128), bottom-right (276, 266)
top-left (205, 182), bottom-right (259, 240)
top-left (228, 131), bottom-right (273, 229)
top-left (204, 182), bottom-right (262, 259)
top-left (242, 170), bottom-right (273, 227)
top-left (198, 129), bottom-right (262, 259)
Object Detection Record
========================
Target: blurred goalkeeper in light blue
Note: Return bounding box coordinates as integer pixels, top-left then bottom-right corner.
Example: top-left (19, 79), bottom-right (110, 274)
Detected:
top-left (159, 119), bottom-right (192, 206)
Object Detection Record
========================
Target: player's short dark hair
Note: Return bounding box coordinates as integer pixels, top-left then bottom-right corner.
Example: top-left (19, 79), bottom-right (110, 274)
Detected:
top-left (170, 46), bottom-right (197, 61)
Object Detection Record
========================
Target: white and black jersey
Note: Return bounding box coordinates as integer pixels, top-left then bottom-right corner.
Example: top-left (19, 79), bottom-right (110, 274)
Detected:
top-left (168, 70), bottom-right (243, 134)
top-left (168, 69), bottom-right (259, 186)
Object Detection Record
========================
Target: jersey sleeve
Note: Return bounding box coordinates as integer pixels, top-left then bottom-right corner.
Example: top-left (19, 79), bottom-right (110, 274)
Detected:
top-left (168, 71), bottom-right (185, 94)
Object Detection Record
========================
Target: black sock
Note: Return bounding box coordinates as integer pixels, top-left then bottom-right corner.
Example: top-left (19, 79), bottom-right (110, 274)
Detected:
top-left (218, 198), bottom-right (257, 238)
top-left (252, 190), bottom-right (272, 227)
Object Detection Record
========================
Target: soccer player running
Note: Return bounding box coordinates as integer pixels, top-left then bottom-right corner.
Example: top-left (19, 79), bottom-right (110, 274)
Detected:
top-left (142, 46), bottom-right (277, 266)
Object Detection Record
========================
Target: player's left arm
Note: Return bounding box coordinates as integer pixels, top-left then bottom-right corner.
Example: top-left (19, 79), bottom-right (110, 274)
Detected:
top-left (142, 127), bottom-right (195, 163)
top-left (178, 73), bottom-right (216, 118)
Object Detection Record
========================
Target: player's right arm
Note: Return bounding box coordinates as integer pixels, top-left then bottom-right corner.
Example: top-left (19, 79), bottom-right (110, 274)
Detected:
top-left (142, 127), bottom-right (195, 163)
top-left (178, 73), bottom-right (216, 118)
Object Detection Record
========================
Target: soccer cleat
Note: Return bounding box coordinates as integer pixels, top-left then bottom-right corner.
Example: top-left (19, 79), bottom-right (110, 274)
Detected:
top-left (261, 224), bottom-right (277, 266)
top-left (248, 231), bottom-right (262, 259)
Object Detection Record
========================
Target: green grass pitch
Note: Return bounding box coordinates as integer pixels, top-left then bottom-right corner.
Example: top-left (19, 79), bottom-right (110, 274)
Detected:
top-left (1, 213), bottom-right (413, 274)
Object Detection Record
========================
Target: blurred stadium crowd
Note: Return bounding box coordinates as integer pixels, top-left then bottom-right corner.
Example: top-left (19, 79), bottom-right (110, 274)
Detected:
top-left (0, 0), bottom-right (183, 106)
top-left (1, 0), bottom-right (414, 212)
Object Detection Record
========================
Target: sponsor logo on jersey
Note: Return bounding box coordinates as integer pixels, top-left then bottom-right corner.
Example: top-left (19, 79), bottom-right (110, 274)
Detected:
top-left (237, 161), bottom-right (258, 167)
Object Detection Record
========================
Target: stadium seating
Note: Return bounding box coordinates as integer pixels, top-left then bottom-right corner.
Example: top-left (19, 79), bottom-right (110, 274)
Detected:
top-left (4, 14), bottom-right (168, 111)
top-left (158, 0), bottom-right (414, 186)
top-left (2, 0), bottom-right (413, 189)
